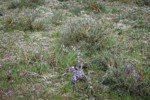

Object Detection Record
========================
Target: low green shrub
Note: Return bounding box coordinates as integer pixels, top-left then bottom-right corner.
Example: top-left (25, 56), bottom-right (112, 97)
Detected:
top-left (101, 65), bottom-right (150, 99)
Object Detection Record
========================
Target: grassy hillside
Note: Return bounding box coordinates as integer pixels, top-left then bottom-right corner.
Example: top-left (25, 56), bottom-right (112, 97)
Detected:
top-left (0, 0), bottom-right (150, 99)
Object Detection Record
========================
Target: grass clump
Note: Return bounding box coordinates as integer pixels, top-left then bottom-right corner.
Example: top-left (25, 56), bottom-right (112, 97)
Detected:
top-left (8, 0), bottom-right (45, 9)
top-left (2, 9), bottom-right (45, 31)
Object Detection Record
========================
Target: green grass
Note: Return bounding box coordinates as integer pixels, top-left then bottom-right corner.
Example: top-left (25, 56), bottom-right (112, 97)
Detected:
top-left (0, 0), bottom-right (150, 99)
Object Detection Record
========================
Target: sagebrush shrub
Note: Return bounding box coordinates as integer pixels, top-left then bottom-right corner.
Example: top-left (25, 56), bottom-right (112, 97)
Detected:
top-left (60, 18), bottom-right (114, 51)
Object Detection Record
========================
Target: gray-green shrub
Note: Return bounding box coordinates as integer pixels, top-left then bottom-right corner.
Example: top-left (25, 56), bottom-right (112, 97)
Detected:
top-left (60, 18), bottom-right (115, 51)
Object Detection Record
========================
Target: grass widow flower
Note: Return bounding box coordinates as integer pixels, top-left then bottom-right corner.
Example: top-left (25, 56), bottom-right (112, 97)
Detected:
top-left (133, 70), bottom-right (140, 80)
top-left (0, 64), bottom-right (2, 69)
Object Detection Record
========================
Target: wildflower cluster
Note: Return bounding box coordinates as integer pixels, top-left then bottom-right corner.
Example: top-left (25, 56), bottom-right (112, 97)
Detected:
top-left (61, 44), bottom-right (79, 53)
top-left (61, 43), bottom-right (87, 88)
top-left (124, 64), bottom-right (140, 80)
top-left (19, 41), bottom-right (50, 64)
top-left (61, 44), bottom-right (69, 53)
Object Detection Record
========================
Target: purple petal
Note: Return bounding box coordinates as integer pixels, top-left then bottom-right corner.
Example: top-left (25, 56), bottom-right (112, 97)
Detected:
top-left (133, 70), bottom-right (140, 79)
top-left (77, 70), bottom-right (83, 78)
top-left (0, 64), bottom-right (2, 68)
top-left (73, 70), bottom-right (77, 81)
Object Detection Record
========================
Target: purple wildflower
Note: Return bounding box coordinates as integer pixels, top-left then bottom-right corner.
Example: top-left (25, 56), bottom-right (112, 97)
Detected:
top-left (72, 70), bottom-right (77, 92)
top-left (77, 70), bottom-right (83, 78)
top-left (73, 70), bottom-right (77, 81)
top-left (0, 64), bottom-right (2, 69)
top-left (124, 65), bottom-right (132, 74)
top-left (133, 70), bottom-right (140, 80)
top-left (71, 46), bottom-right (76, 51)
top-left (69, 66), bottom-right (77, 83)
top-left (42, 43), bottom-right (47, 49)
top-left (65, 47), bottom-right (69, 53)
top-left (78, 60), bottom-right (80, 64)
top-left (77, 63), bottom-right (84, 78)
top-left (125, 65), bottom-right (131, 69)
